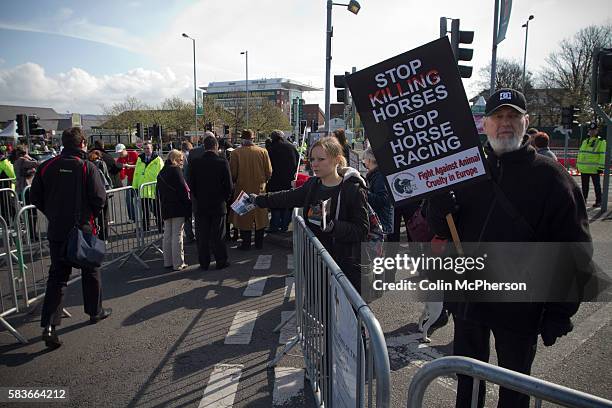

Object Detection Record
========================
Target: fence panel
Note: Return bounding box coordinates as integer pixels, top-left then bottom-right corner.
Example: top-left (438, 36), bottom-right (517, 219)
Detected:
top-left (406, 356), bottom-right (612, 408)
top-left (137, 181), bottom-right (164, 260)
top-left (270, 212), bottom-right (391, 408)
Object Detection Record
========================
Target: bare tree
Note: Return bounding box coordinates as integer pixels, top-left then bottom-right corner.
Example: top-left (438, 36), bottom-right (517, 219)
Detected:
top-left (478, 58), bottom-right (534, 92)
top-left (540, 24), bottom-right (612, 115)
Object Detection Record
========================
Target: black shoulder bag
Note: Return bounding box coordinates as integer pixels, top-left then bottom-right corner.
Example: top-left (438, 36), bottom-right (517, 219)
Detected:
top-left (64, 159), bottom-right (106, 269)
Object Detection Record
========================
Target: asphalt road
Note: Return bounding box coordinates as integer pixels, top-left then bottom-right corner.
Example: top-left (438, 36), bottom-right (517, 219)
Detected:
top-left (1, 203), bottom-right (611, 408)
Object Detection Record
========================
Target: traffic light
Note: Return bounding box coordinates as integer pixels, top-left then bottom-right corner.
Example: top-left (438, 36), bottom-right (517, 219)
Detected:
top-left (299, 120), bottom-right (307, 134)
top-left (561, 105), bottom-right (579, 129)
top-left (223, 124), bottom-right (230, 136)
top-left (450, 19), bottom-right (474, 78)
top-left (28, 115), bottom-right (45, 136)
top-left (135, 123), bottom-right (143, 139)
top-left (594, 48), bottom-right (612, 104)
top-left (311, 120), bottom-right (319, 131)
top-left (145, 126), bottom-right (152, 140)
top-left (152, 124), bottom-right (162, 140)
top-left (205, 122), bottom-right (213, 131)
top-left (16, 114), bottom-right (28, 136)
top-left (334, 72), bottom-right (350, 104)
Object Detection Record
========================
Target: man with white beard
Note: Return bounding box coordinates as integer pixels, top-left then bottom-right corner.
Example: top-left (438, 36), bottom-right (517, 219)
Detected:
top-left (427, 89), bottom-right (592, 408)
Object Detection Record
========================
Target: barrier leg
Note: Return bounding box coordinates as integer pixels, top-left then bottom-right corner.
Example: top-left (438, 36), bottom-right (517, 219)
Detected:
top-left (268, 334), bottom-right (301, 368)
top-left (273, 311), bottom-right (295, 332)
top-left (0, 316), bottom-right (28, 344)
top-left (62, 308), bottom-right (72, 318)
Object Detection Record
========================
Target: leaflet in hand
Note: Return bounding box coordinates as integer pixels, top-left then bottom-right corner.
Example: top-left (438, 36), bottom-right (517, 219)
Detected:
top-left (231, 191), bottom-right (257, 216)
top-left (307, 198), bottom-right (331, 229)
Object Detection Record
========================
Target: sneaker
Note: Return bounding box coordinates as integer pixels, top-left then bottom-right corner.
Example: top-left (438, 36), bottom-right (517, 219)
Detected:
top-left (173, 263), bottom-right (188, 271)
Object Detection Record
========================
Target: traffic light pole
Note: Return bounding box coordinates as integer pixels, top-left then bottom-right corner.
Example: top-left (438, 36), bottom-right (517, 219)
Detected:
top-left (324, 0), bottom-right (332, 134)
top-left (489, 0), bottom-right (499, 96)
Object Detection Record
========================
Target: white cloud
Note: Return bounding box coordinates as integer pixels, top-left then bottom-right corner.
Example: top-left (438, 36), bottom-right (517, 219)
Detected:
top-left (0, 63), bottom-right (191, 113)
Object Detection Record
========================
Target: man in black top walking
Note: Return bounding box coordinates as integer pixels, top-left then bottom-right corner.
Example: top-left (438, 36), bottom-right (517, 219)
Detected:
top-left (30, 127), bottom-right (111, 349)
top-left (187, 135), bottom-right (233, 270)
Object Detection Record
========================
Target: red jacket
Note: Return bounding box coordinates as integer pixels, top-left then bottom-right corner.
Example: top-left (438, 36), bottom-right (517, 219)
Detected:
top-left (118, 150), bottom-right (138, 184)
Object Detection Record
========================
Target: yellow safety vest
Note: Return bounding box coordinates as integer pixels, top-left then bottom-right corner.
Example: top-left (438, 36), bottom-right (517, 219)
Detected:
top-left (576, 136), bottom-right (607, 174)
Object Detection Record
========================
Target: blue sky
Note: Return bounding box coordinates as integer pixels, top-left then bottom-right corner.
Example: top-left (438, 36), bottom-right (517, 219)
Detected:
top-left (0, 0), bottom-right (610, 114)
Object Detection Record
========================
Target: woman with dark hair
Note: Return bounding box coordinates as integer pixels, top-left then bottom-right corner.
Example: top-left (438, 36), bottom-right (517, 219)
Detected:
top-left (88, 150), bottom-right (111, 239)
top-left (14, 145), bottom-right (38, 198)
top-left (252, 136), bottom-right (368, 292)
top-left (533, 132), bottom-right (557, 160)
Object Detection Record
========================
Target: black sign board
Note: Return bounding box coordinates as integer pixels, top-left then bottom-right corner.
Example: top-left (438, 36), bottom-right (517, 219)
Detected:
top-left (346, 37), bottom-right (489, 206)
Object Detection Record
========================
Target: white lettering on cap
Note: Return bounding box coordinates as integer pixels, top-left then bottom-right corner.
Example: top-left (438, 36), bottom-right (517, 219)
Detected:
top-left (499, 91), bottom-right (512, 101)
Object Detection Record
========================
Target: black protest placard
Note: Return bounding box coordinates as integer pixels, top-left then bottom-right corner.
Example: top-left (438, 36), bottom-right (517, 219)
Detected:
top-left (346, 37), bottom-right (489, 206)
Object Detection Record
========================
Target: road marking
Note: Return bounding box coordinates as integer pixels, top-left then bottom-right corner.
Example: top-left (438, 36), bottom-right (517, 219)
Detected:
top-left (534, 302), bottom-right (612, 374)
top-left (254, 254), bottom-right (272, 270)
top-left (284, 277), bottom-right (295, 300)
top-left (273, 367), bottom-right (304, 405)
top-left (225, 310), bottom-right (258, 345)
top-left (279, 311), bottom-right (296, 344)
top-left (287, 254), bottom-right (294, 270)
top-left (243, 276), bottom-right (267, 297)
top-left (198, 364), bottom-right (243, 408)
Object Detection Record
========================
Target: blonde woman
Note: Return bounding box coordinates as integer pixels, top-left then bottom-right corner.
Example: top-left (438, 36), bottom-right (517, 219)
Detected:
top-left (252, 137), bottom-right (368, 293)
top-left (157, 149), bottom-right (191, 271)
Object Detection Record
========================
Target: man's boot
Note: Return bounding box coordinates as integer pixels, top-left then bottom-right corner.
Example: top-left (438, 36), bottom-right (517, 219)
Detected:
top-left (42, 325), bottom-right (62, 349)
top-left (254, 229), bottom-right (265, 249)
top-left (239, 230), bottom-right (252, 250)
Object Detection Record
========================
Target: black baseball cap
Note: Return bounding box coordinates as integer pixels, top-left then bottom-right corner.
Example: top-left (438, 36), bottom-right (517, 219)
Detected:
top-left (485, 88), bottom-right (527, 116)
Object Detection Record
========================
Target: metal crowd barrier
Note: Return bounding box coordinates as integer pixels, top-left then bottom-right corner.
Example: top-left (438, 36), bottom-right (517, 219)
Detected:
top-left (406, 356), bottom-right (612, 408)
top-left (270, 212), bottom-right (391, 408)
top-left (0, 215), bottom-right (26, 343)
top-left (136, 181), bottom-right (164, 260)
top-left (0, 180), bottom-right (168, 344)
top-left (100, 186), bottom-right (148, 269)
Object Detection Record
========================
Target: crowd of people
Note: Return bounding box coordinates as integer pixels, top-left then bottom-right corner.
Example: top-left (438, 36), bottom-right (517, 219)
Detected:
top-left (19, 86), bottom-right (608, 408)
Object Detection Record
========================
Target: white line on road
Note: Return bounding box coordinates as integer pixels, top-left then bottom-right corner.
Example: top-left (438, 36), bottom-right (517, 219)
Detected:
top-left (254, 254), bottom-right (273, 270)
top-left (279, 311), bottom-right (296, 344)
top-left (225, 310), bottom-right (258, 345)
top-left (287, 254), bottom-right (294, 270)
top-left (273, 367), bottom-right (304, 406)
top-left (284, 277), bottom-right (295, 300)
top-left (198, 364), bottom-right (243, 408)
top-left (243, 276), bottom-right (267, 297)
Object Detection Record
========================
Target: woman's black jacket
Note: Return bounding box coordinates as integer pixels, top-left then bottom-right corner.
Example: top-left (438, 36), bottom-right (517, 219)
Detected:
top-left (157, 163), bottom-right (191, 220)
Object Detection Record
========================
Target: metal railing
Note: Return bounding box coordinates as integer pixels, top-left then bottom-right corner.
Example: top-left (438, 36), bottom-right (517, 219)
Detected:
top-left (270, 211), bottom-right (391, 408)
top-left (406, 356), bottom-right (612, 408)
top-left (0, 215), bottom-right (26, 343)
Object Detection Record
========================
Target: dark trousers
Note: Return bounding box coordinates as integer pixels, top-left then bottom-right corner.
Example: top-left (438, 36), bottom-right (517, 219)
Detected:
top-left (453, 317), bottom-right (538, 408)
top-left (195, 214), bottom-right (228, 268)
top-left (41, 240), bottom-right (102, 327)
top-left (269, 208), bottom-right (292, 232)
top-left (184, 216), bottom-right (195, 240)
top-left (141, 198), bottom-right (161, 233)
top-left (580, 173), bottom-right (602, 204)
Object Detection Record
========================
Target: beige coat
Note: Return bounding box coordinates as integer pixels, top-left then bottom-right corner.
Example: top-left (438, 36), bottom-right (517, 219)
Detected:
top-left (230, 145), bottom-right (272, 230)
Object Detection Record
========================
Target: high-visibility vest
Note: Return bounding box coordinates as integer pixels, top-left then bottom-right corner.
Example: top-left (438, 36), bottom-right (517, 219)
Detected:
top-left (132, 156), bottom-right (164, 198)
top-left (576, 136), bottom-right (607, 174)
top-left (0, 158), bottom-right (16, 190)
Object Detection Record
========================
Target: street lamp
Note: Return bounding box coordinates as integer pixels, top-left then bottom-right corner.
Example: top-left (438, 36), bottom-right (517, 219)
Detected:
top-left (324, 0), bottom-right (361, 134)
top-left (240, 50), bottom-right (249, 128)
top-left (182, 33), bottom-right (198, 140)
top-left (521, 15), bottom-right (534, 93)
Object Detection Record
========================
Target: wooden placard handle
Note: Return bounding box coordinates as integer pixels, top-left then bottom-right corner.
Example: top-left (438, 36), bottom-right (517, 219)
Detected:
top-left (445, 213), bottom-right (464, 255)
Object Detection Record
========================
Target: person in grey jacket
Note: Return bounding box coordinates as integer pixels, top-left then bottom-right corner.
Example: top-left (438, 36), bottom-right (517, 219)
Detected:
top-left (362, 147), bottom-right (393, 234)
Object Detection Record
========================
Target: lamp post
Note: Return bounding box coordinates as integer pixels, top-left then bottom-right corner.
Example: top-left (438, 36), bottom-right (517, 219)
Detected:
top-left (521, 15), bottom-right (534, 93)
top-left (182, 33), bottom-right (198, 139)
top-left (240, 50), bottom-right (249, 128)
top-left (324, 0), bottom-right (360, 134)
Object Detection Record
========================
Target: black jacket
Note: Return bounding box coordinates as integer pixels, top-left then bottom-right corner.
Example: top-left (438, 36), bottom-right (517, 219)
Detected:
top-left (427, 142), bottom-right (591, 334)
top-left (256, 168), bottom-right (369, 291)
top-left (157, 163), bottom-right (191, 220)
top-left (100, 149), bottom-right (123, 176)
top-left (30, 148), bottom-right (106, 241)
top-left (187, 150), bottom-right (233, 215)
top-left (267, 139), bottom-right (300, 192)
